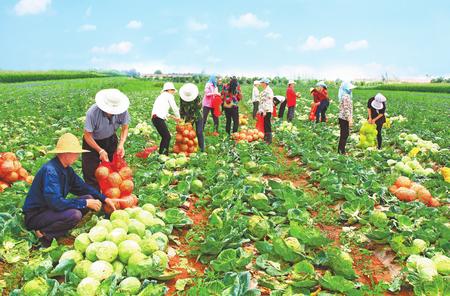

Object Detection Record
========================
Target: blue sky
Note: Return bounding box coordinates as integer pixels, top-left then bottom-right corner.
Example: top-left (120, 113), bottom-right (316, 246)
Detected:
top-left (1, 0), bottom-right (449, 80)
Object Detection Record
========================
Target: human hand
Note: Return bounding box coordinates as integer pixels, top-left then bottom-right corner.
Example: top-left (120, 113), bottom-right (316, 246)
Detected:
top-left (349, 120), bottom-right (353, 127)
top-left (104, 198), bottom-right (117, 211)
top-left (116, 145), bottom-right (125, 158)
top-left (99, 149), bottom-right (109, 162)
top-left (86, 199), bottom-right (102, 212)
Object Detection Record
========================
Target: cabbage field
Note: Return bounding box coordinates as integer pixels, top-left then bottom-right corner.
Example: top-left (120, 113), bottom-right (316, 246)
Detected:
top-left (0, 77), bottom-right (449, 296)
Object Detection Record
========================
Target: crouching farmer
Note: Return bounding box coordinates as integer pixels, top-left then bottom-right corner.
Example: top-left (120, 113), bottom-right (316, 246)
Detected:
top-left (22, 133), bottom-right (117, 246)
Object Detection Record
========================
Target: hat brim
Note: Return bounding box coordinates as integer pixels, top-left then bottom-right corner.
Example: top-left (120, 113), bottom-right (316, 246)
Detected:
top-left (371, 101), bottom-right (383, 110)
top-left (95, 95), bottom-right (130, 115)
top-left (180, 91), bottom-right (199, 102)
top-left (48, 148), bottom-right (90, 154)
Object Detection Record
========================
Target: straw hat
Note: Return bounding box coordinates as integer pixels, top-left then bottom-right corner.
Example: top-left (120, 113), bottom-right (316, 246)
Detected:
top-left (288, 80), bottom-right (296, 85)
top-left (48, 133), bottom-right (89, 154)
top-left (179, 83), bottom-right (199, 102)
top-left (95, 89), bottom-right (130, 115)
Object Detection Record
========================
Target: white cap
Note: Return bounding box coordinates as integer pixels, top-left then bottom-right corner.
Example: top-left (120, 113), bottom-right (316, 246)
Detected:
top-left (371, 93), bottom-right (387, 110)
top-left (288, 80), bottom-right (296, 85)
top-left (253, 80), bottom-right (260, 85)
top-left (162, 82), bottom-right (177, 92)
top-left (179, 83), bottom-right (199, 102)
top-left (95, 89), bottom-right (130, 115)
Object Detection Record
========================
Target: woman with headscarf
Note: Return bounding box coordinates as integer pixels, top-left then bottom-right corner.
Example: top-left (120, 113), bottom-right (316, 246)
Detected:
top-left (337, 81), bottom-right (356, 154)
top-left (311, 81), bottom-right (329, 123)
top-left (202, 75), bottom-right (220, 135)
top-left (222, 76), bottom-right (242, 135)
top-left (367, 93), bottom-right (387, 149)
top-left (251, 80), bottom-right (260, 119)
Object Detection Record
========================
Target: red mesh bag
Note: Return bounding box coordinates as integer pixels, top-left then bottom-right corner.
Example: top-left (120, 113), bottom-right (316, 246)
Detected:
top-left (212, 94), bottom-right (223, 117)
top-left (256, 114), bottom-right (265, 133)
top-left (135, 146), bottom-right (158, 159)
top-left (309, 102), bottom-right (318, 121)
top-left (95, 153), bottom-right (136, 212)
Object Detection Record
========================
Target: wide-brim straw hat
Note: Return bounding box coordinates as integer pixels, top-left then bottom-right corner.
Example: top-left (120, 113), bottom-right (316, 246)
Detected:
top-left (179, 83), bottom-right (199, 102)
top-left (48, 133), bottom-right (89, 154)
top-left (95, 89), bottom-right (130, 115)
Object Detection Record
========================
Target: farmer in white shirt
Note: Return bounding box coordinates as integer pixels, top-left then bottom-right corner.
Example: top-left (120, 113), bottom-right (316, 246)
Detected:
top-left (151, 82), bottom-right (181, 155)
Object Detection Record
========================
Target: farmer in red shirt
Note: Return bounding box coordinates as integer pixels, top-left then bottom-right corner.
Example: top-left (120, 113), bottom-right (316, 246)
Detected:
top-left (311, 81), bottom-right (329, 123)
top-left (285, 80), bottom-right (301, 122)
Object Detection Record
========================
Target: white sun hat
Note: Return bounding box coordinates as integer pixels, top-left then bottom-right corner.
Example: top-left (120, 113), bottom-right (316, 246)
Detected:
top-left (162, 82), bottom-right (177, 92)
top-left (371, 93), bottom-right (387, 110)
top-left (288, 80), bottom-right (296, 85)
top-left (253, 80), bottom-right (260, 85)
top-left (179, 83), bottom-right (199, 102)
top-left (95, 89), bottom-right (130, 115)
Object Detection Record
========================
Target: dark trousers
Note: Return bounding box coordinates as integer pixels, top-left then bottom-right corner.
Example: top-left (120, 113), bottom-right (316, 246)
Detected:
top-left (287, 106), bottom-right (295, 122)
top-left (315, 100), bottom-right (329, 123)
top-left (376, 122), bottom-right (383, 149)
top-left (252, 102), bottom-right (259, 119)
top-left (224, 107), bottom-right (239, 135)
top-left (195, 117), bottom-right (205, 152)
top-left (202, 107), bottom-right (219, 132)
top-left (152, 116), bottom-right (171, 155)
top-left (338, 118), bottom-right (350, 154)
top-left (24, 195), bottom-right (92, 240)
top-left (264, 112), bottom-right (272, 144)
top-left (278, 100), bottom-right (287, 119)
top-left (82, 134), bottom-right (118, 190)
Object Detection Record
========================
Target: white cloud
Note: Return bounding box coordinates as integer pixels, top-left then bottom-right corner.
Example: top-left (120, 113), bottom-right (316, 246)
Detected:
top-left (265, 32), bottom-right (281, 39)
top-left (14, 0), bottom-right (51, 16)
top-left (161, 28), bottom-right (178, 35)
top-left (85, 6), bottom-right (92, 17)
top-left (344, 40), bottom-right (369, 51)
top-left (79, 24), bottom-right (96, 32)
top-left (187, 19), bottom-right (208, 31)
top-left (229, 13), bottom-right (269, 29)
top-left (126, 20), bottom-right (142, 29)
top-left (206, 56), bottom-right (222, 63)
top-left (300, 36), bottom-right (335, 51)
top-left (91, 41), bottom-right (133, 54)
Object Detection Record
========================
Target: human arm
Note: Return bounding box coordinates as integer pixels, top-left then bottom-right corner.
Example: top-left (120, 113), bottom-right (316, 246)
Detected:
top-left (69, 171), bottom-right (117, 211)
top-left (116, 124), bottom-right (129, 158)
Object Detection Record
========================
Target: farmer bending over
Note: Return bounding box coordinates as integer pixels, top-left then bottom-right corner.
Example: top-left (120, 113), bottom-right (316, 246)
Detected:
top-left (23, 133), bottom-right (117, 246)
top-left (82, 89), bottom-right (131, 190)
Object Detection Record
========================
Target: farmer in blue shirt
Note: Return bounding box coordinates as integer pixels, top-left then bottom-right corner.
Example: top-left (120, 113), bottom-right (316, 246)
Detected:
top-left (23, 133), bottom-right (117, 246)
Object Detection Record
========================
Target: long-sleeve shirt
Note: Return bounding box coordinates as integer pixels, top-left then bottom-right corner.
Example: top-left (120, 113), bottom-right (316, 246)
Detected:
top-left (202, 82), bottom-right (217, 108)
top-left (338, 94), bottom-right (353, 121)
top-left (258, 86), bottom-right (274, 113)
top-left (151, 92), bottom-right (180, 120)
top-left (252, 86), bottom-right (260, 102)
top-left (286, 86), bottom-right (297, 107)
top-left (23, 157), bottom-right (106, 212)
top-left (311, 89), bottom-right (328, 102)
top-left (179, 96), bottom-right (202, 123)
top-left (222, 84), bottom-right (242, 108)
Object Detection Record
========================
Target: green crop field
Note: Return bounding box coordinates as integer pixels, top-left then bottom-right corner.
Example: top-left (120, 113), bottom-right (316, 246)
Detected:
top-left (0, 70), bottom-right (122, 83)
top-left (0, 77), bottom-right (449, 295)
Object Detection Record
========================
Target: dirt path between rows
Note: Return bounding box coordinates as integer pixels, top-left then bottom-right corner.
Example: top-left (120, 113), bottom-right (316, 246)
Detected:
top-left (269, 142), bottom-right (413, 296)
top-left (166, 196), bottom-right (209, 295)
